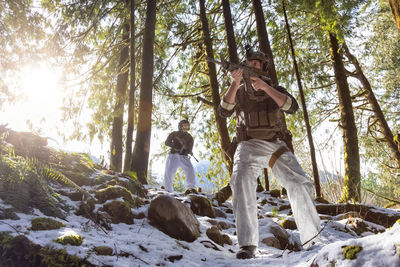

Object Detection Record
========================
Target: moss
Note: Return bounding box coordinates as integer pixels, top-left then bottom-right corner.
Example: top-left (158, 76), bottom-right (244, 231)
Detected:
top-left (31, 217), bottom-right (65, 231)
top-left (342, 245), bottom-right (362, 260)
top-left (55, 234), bottom-right (83, 246)
top-left (280, 218), bottom-right (297, 230)
top-left (102, 200), bottom-right (134, 224)
top-left (93, 246), bottom-right (113, 255)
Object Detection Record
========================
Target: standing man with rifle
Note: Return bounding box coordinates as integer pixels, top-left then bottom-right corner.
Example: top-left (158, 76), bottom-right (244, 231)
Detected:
top-left (163, 119), bottom-right (197, 192)
top-left (217, 48), bottom-right (321, 259)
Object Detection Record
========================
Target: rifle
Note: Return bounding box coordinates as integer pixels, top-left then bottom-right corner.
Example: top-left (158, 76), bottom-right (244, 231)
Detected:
top-left (174, 135), bottom-right (198, 162)
top-left (206, 57), bottom-right (272, 101)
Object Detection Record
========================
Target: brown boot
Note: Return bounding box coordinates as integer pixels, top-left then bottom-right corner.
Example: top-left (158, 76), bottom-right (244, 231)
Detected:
top-left (236, 245), bottom-right (256, 259)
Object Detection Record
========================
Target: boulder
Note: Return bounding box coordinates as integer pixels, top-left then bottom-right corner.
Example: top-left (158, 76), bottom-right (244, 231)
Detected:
top-left (102, 200), bottom-right (134, 225)
top-left (148, 195), bottom-right (200, 242)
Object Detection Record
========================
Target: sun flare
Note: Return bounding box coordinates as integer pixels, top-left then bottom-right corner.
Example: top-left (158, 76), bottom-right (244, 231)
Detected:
top-left (1, 65), bottom-right (64, 134)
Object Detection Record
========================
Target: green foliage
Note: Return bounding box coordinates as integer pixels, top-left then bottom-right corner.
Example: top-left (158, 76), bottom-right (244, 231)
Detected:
top-left (0, 154), bottom-right (68, 218)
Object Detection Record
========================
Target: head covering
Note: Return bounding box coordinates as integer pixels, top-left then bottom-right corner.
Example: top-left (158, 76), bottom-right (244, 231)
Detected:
top-left (178, 119), bottom-right (190, 130)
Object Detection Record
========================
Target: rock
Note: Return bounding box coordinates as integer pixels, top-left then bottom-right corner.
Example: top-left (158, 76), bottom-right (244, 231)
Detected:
top-left (213, 207), bottom-right (227, 218)
top-left (31, 217), bottom-right (65, 231)
top-left (95, 185), bottom-right (142, 208)
top-left (189, 195), bottom-right (216, 218)
top-left (102, 200), bottom-right (134, 224)
top-left (148, 195), bottom-right (200, 242)
top-left (206, 226), bottom-right (232, 246)
top-left (261, 236), bottom-right (281, 249)
top-left (93, 246), bottom-right (113, 256)
top-left (212, 185), bottom-right (232, 205)
top-left (270, 189), bottom-right (281, 198)
top-left (270, 223), bottom-right (301, 251)
top-left (280, 217), bottom-right (297, 230)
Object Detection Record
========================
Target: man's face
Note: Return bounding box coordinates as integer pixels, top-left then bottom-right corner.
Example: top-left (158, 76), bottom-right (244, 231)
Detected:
top-left (180, 122), bottom-right (190, 131)
top-left (248, 59), bottom-right (262, 69)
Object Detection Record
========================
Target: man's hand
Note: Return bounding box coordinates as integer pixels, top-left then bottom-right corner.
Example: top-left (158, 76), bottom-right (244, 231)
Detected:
top-left (230, 68), bottom-right (243, 85)
top-left (250, 76), bottom-right (270, 92)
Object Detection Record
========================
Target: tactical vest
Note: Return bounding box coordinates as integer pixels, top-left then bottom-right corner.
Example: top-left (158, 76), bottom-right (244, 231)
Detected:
top-left (235, 86), bottom-right (283, 141)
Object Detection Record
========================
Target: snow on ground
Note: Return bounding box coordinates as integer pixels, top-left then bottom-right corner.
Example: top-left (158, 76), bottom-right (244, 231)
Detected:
top-left (1, 184), bottom-right (400, 267)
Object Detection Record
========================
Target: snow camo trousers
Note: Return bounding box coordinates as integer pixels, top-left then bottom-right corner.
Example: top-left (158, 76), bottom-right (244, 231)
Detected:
top-left (164, 153), bottom-right (196, 192)
top-left (230, 139), bottom-right (321, 247)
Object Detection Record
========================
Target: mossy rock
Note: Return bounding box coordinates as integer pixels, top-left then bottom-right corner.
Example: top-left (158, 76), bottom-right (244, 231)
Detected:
top-left (31, 217), bottom-right (65, 231)
top-left (0, 232), bottom-right (93, 266)
top-left (342, 245), bottom-right (362, 260)
top-left (280, 218), bottom-right (297, 230)
top-left (270, 189), bottom-right (281, 198)
top-left (213, 185), bottom-right (232, 205)
top-left (102, 200), bottom-right (134, 224)
top-left (93, 246), bottom-right (113, 256)
top-left (110, 176), bottom-right (148, 198)
top-left (55, 234), bottom-right (83, 246)
top-left (95, 185), bottom-right (143, 208)
top-left (75, 198), bottom-right (96, 216)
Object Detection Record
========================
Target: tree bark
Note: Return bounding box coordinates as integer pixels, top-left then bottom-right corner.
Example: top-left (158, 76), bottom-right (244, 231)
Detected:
top-left (199, 0), bottom-right (233, 173)
top-left (329, 33), bottom-right (361, 202)
top-left (388, 0), bottom-right (400, 31)
top-left (110, 23), bottom-right (130, 172)
top-left (343, 41), bottom-right (400, 168)
top-left (130, 0), bottom-right (156, 184)
top-left (282, 0), bottom-right (321, 197)
top-left (124, 0), bottom-right (136, 172)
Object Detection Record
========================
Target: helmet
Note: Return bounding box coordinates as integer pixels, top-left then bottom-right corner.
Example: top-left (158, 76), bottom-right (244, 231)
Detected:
top-left (178, 119), bottom-right (190, 131)
top-left (245, 45), bottom-right (269, 71)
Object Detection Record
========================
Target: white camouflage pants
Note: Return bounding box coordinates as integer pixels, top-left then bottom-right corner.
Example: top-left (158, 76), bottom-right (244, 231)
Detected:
top-left (164, 153), bottom-right (196, 192)
top-left (230, 139), bottom-right (321, 247)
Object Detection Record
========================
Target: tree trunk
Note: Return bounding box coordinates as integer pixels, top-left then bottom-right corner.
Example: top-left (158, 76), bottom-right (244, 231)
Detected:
top-left (388, 0), bottom-right (400, 31)
top-left (130, 0), bottom-right (156, 184)
top-left (252, 0), bottom-right (278, 86)
top-left (199, 0), bottom-right (233, 173)
top-left (329, 33), bottom-right (361, 203)
top-left (110, 23), bottom-right (130, 172)
top-left (343, 41), bottom-right (400, 169)
top-left (222, 0), bottom-right (239, 65)
top-left (124, 0), bottom-right (136, 172)
top-left (282, 0), bottom-right (321, 197)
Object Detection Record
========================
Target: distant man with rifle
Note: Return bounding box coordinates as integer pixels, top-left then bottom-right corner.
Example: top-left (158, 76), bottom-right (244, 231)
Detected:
top-left (217, 48), bottom-right (321, 259)
top-left (163, 119), bottom-right (196, 192)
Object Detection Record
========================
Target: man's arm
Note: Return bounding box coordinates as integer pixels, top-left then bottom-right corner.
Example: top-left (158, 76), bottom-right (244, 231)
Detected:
top-left (218, 69), bottom-right (243, 118)
top-left (165, 132), bottom-right (182, 150)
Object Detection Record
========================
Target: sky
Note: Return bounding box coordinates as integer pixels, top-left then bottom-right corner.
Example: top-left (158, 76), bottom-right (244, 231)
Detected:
top-left (0, 175), bottom-right (399, 267)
